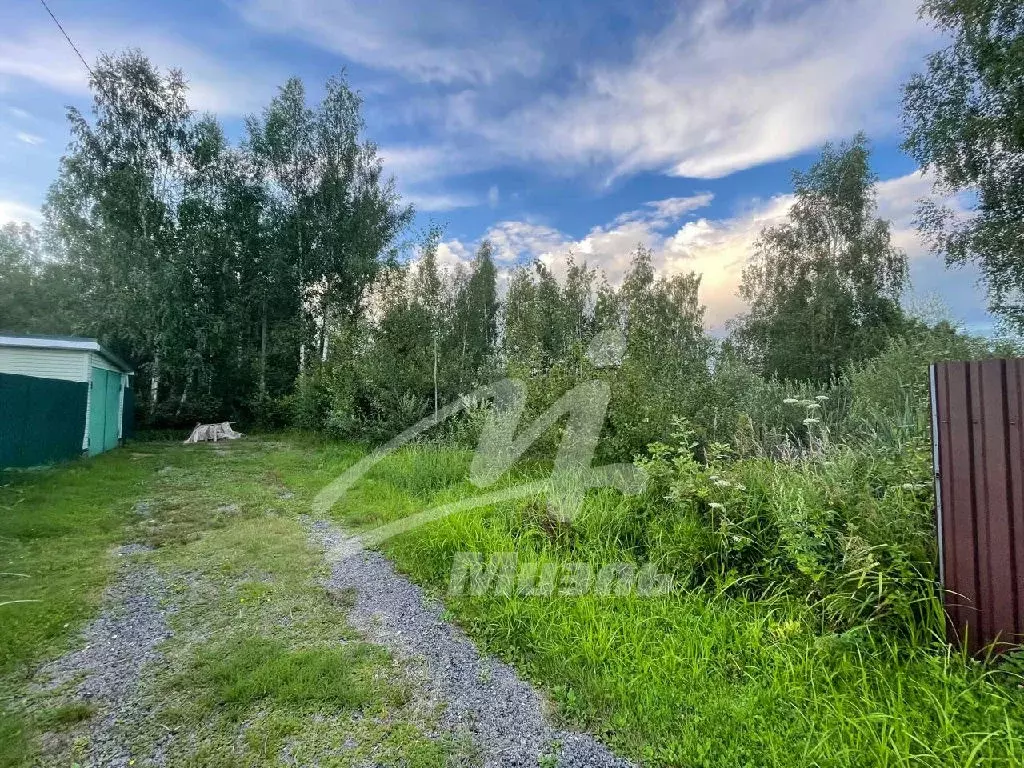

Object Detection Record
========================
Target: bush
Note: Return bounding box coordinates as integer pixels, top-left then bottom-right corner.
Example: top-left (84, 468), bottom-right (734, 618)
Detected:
top-left (842, 322), bottom-right (1023, 443)
top-left (635, 419), bottom-right (938, 635)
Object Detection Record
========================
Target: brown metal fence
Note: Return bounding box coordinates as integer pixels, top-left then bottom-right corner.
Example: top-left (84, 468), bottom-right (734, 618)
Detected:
top-left (931, 359), bottom-right (1024, 654)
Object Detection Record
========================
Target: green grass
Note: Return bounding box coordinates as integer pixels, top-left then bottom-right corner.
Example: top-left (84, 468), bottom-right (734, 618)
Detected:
top-left (6, 434), bottom-right (1024, 767)
top-left (0, 454), bottom-right (153, 677)
top-left (329, 442), bottom-right (1024, 768)
top-left (0, 450), bottom-right (160, 765)
top-left (191, 636), bottom-right (406, 716)
top-left (0, 437), bottom-right (467, 767)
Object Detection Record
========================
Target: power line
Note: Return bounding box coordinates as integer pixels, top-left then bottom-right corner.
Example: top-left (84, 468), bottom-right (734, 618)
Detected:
top-left (37, 0), bottom-right (93, 77)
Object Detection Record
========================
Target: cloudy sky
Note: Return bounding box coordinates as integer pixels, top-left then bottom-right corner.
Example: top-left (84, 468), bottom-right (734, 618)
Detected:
top-left (0, 0), bottom-right (991, 332)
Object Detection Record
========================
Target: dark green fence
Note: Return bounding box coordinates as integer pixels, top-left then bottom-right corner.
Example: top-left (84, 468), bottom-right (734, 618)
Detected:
top-left (0, 373), bottom-right (88, 468)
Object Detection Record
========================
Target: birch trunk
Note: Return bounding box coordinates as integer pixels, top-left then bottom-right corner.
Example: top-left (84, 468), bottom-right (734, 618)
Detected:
top-left (150, 352), bottom-right (160, 407)
top-left (259, 299), bottom-right (268, 396)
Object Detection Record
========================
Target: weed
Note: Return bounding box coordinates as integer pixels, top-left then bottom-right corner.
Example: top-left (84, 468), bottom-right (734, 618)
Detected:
top-left (338, 438), bottom-right (1024, 767)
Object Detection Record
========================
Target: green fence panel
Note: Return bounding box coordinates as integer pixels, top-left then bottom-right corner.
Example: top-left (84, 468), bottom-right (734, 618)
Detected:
top-left (0, 372), bottom-right (88, 468)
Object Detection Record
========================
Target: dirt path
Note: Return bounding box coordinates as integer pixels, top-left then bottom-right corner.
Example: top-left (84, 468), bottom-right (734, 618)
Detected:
top-left (309, 518), bottom-right (634, 768)
top-left (35, 518), bottom-right (633, 767)
top-left (18, 439), bottom-right (633, 766)
top-left (34, 520), bottom-right (630, 765)
top-left (33, 545), bottom-right (177, 767)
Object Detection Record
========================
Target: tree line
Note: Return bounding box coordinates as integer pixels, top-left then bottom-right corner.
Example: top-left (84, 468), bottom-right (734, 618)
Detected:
top-left (0, 0), bottom-right (1020, 455)
top-left (7, 51), bottom-right (412, 425)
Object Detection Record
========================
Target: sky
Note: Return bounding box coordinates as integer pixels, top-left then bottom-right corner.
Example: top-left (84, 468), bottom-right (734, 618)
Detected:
top-left (0, 0), bottom-right (993, 334)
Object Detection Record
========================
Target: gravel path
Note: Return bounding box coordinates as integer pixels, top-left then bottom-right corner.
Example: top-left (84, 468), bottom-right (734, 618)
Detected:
top-left (308, 518), bottom-right (635, 768)
top-left (36, 544), bottom-right (174, 768)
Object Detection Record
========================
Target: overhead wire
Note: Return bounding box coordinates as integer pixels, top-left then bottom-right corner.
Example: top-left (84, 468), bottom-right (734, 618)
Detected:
top-left (37, 0), bottom-right (94, 78)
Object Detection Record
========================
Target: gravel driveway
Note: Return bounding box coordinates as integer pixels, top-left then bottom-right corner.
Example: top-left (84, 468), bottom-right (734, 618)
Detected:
top-left (309, 518), bottom-right (635, 768)
top-left (29, 514), bottom-right (633, 767)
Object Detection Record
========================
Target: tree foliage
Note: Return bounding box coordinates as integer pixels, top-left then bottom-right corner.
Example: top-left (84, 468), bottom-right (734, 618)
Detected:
top-left (902, 0), bottom-right (1024, 328)
top-left (0, 223), bottom-right (51, 333)
top-left (0, 40), bottom-right (995, 457)
top-left (38, 51), bottom-right (411, 425)
top-left (734, 135), bottom-right (909, 382)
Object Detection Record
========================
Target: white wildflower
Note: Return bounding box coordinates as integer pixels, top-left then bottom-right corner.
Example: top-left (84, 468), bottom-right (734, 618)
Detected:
top-left (783, 398), bottom-right (799, 404)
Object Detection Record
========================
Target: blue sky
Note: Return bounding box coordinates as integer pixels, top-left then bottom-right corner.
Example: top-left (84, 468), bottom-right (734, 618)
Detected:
top-left (0, 0), bottom-right (991, 332)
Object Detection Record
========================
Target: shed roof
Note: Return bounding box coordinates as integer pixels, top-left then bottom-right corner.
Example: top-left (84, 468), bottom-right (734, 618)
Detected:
top-left (0, 333), bottom-right (133, 373)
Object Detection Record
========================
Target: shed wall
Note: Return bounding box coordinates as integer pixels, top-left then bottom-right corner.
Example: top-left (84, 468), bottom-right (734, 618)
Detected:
top-left (88, 352), bottom-right (121, 373)
top-left (0, 348), bottom-right (88, 382)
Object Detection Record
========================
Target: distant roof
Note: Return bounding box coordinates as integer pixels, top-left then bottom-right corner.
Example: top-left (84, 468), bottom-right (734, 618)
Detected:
top-left (0, 333), bottom-right (133, 373)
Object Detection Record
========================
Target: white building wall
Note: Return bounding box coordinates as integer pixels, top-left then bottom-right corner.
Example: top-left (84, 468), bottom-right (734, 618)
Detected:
top-left (88, 352), bottom-right (121, 373)
top-left (0, 347), bottom-right (89, 382)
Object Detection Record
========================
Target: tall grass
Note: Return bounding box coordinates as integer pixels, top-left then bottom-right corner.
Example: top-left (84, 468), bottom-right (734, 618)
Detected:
top-left (329, 431), bottom-right (1024, 767)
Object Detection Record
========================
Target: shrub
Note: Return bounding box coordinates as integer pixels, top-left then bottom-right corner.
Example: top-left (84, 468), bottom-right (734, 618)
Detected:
top-left (842, 321), bottom-right (1023, 443)
top-left (636, 419), bottom-right (938, 635)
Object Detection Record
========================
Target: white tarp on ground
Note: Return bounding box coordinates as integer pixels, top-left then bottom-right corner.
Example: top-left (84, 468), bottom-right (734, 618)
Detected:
top-left (183, 422), bottom-right (244, 444)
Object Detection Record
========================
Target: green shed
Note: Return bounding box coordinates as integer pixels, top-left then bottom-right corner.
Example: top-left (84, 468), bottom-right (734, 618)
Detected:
top-left (0, 334), bottom-right (133, 468)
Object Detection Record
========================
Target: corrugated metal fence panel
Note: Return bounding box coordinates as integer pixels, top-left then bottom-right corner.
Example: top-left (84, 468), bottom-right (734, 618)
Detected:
top-left (932, 359), bottom-right (1024, 653)
top-left (0, 372), bottom-right (88, 468)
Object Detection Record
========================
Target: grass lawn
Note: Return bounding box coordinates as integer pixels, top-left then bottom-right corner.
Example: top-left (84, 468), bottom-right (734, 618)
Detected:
top-left (0, 436), bottom-right (465, 767)
top-left (0, 450), bottom-right (158, 765)
top-left (3, 433), bottom-right (1023, 767)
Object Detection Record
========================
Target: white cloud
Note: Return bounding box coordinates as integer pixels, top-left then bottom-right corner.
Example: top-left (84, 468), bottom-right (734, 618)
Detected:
top-left (488, 185), bottom-right (500, 208)
top-left (378, 146), bottom-right (487, 210)
top-left (435, 240), bottom-right (473, 272)
top-left (875, 171), bottom-right (988, 324)
top-left (448, 172), bottom-right (991, 333)
top-left (404, 190), bottom-right (479, 212)
top-left (613, 193), bottom-right (714, 228)
top-left (15, 131), bottom-right (43, 146)
top-left (485, 221), bottom-right (569, 266)
top-left (0, 28), bottom-right (88, 94)
top-left (238, 0), bottom-right (541, 84)
top-left (664, 196), bottom-right (795, 328)
top-left (471, 192), bottom-right (737, 323)
top-left (0, 199), bottom-right (41, 226)
top-left (0, 26), bottom-right (281, 115)
top-left (443, 0), bottom-right (935, 180)
top-left (378, 144), bottom-right (480, 185)
top-left (248, 1), bottom-right (937, 188)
